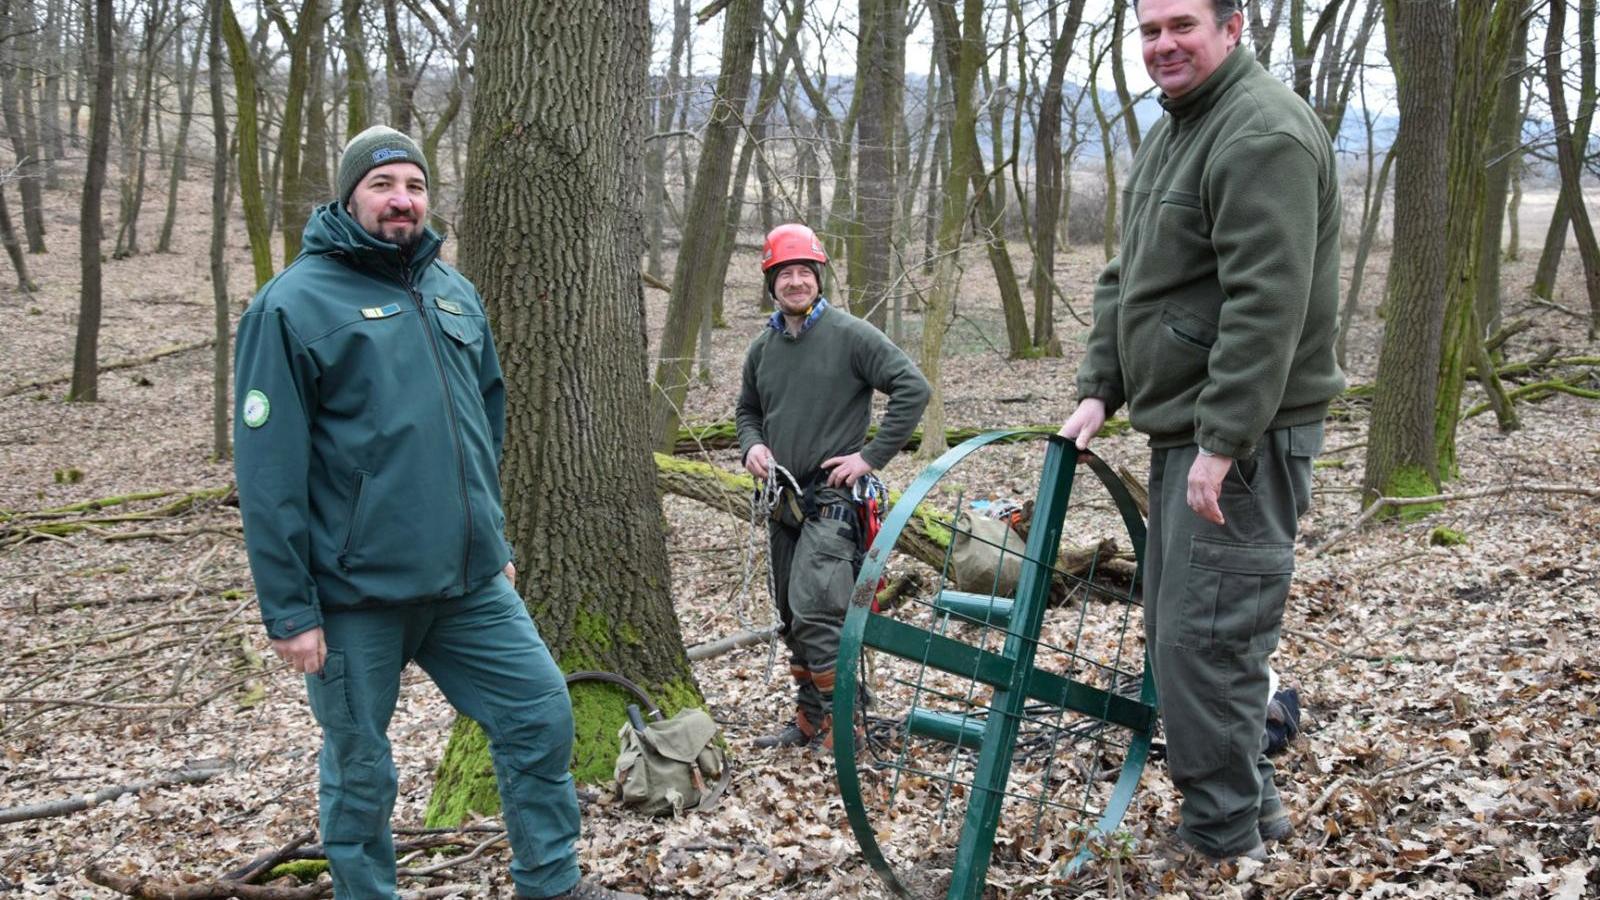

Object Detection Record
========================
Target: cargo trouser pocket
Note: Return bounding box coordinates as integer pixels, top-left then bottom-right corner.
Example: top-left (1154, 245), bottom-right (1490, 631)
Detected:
top-left (305, 650), bottom-right (358, 732)
top-left (1179, 538), bottom-right (1295, 655)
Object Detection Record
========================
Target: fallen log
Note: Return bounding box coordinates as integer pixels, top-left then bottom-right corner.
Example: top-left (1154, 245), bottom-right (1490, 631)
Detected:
top-left (86, 862), bottom-right (331, 900)
top-left (2, 338), bottom-right (216, 397)
top-left (0, 763), bottom-right (230, 825)
top-left (654, 454), bottom-right (1134, 582)
top-left (672, 419), bottom-right (1132, 456)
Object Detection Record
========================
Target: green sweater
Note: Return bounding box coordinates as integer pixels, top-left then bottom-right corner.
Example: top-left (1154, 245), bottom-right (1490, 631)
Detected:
top-left (736, 301), bottom-right (930, 491)
top-left (1075, 46), bottom-right (1346, 458)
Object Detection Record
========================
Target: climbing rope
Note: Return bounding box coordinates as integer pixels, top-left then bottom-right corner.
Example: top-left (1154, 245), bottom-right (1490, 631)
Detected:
top-left (739, 461), bottom-right (804, 681)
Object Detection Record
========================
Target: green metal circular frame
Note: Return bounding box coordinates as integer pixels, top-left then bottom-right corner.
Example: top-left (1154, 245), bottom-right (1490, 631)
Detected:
top-left (832, 431), bottom-right (1156, 898)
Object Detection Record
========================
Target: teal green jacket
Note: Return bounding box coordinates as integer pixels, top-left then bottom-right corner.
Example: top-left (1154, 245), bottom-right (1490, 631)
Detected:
top-left (1075, 46), bottom-right (1346, 458)
top-left (234, 202), bottom-right (511, 639)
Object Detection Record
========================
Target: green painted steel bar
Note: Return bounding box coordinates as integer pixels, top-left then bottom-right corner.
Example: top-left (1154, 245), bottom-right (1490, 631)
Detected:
top-left (832, 431), bottom-right (1157, 897)
top-left (933, 589), bottom-right (1015, 627)
top-left (946, 438), bottom-right (1076, 899)
top-left (906, 707), bottom-right (987, 750)
top-left (860, 614), bottom-right (1153, 732)
top-left (833, 430), bottom-right (1026, 897)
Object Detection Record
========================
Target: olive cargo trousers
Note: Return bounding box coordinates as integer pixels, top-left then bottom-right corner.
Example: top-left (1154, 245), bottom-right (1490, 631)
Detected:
top-left (768, 505), bottom-right (859, 730)
top-left (1144, 423), bottom-right (1321, 858)
top-left (306, 576), bottom-right (580, 899)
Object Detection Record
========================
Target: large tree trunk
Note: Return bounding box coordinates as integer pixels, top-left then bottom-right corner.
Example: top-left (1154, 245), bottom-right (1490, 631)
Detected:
top-left (1545, 0), bottom-right (1600, 340)
top-left (218, 1), bottom-right (273, 288)
top-left (69, 0), bottom-right (114, 402)
top-left (854, 0), bottom-right (906, 330)
top-left (430, 0), bottom-right (695, 818)
top-left (208, 0), bottom-right (230, 462)
top-left (647, 0), bottom-right (759, 450)
top-left (1432, 0), bottom-right (1528, 478)
top-left (1360, 0), bottom-right (1455, 504)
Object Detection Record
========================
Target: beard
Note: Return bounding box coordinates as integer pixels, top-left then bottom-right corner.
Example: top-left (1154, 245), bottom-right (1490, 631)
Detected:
top-left (378, 217), bottom-right (424, 253)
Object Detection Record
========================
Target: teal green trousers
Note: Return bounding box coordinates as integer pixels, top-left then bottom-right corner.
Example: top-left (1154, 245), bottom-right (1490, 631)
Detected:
top-left (306, 575), bottom-right (579, 899)
top-left (1144, 424), bottom-right (1320, 858)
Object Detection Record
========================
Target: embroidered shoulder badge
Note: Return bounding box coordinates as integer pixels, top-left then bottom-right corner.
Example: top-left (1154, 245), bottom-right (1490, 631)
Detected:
top-left (242, 390), bottom-right (271, 428)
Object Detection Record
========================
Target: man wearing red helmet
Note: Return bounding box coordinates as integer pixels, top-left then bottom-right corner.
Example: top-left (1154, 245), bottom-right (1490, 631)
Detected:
top-left (736, 223), bottom-right (930, 749)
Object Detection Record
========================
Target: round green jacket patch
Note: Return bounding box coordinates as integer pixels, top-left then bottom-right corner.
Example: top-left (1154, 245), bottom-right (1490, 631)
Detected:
top-left (243, 390), bottom-right (271, 428)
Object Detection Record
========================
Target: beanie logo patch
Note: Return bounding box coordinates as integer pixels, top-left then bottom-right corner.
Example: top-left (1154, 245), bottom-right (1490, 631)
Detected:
top-left (372, 147), bottom-right (410, 165)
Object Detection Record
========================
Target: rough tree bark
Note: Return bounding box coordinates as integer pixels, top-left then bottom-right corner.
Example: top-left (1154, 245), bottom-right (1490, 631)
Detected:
top-left (854, 0), bottom-right (907, 330)
top-left (1360, 0), bottom-right (1454, 503)
top-left (429, 0), bottom-right (697, 820)
top-left (68, 0), bottom-right (114, 402)
top-left (1432, 0), bottom-right (1529, 475)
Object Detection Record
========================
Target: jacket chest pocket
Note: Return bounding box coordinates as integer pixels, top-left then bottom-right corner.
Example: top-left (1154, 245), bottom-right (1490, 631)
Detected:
top-left (430, 297), bottom-right (486, 350)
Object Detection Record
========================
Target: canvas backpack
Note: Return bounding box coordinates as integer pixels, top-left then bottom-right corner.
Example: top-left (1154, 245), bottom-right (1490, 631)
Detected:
top-left (613, 707), bottom-right (726, 817)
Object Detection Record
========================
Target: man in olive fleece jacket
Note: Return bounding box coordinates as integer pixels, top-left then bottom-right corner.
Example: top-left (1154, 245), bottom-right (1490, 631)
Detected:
top-left (1059, 0), bottom-right (1343, 864)
top-left (737, 223), bottom-right (930, 749)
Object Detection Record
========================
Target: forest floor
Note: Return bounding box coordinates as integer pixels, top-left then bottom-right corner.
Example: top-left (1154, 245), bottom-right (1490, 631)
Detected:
top-left (1, 170), bottom-right (1598, 900)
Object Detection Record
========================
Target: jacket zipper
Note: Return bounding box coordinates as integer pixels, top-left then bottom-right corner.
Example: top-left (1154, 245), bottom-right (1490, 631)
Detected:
top-left (403, 264), bottom-right (473, 592)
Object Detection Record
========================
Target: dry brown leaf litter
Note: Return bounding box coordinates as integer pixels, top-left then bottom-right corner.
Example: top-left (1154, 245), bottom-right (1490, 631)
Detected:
top-left (1, 172), bottom-right (1597, 898)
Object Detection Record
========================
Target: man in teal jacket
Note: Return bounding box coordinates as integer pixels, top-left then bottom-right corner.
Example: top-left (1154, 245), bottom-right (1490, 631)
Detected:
top-left (1058, 0), bottom-right (1343, 867)
top-left (737, 223), bottom-right (930, 749)
top-left (234, 126), bottom-right (635, 900)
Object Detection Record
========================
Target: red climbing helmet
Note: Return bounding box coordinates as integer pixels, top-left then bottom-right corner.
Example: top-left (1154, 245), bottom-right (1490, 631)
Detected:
top-left (760, 223), bottom-right (828, 272)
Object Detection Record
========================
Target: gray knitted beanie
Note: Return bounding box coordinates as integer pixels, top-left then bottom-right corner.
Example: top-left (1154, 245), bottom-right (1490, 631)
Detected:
top-left (337, 125), bottom-right (429, 204)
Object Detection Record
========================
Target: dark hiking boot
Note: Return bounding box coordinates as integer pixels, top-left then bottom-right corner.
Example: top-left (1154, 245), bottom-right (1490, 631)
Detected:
top-left (1258, 811), bottom-right (1294, 843)
top-left (1151, 832), bottom-right (1268, 877)
top-left (753, 720), bottom-right (813, 749)
top-left (523, 878), bottom-right (644, 900)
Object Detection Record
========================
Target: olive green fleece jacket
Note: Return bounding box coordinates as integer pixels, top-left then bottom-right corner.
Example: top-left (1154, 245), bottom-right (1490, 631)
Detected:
top-left (736, 300), bottom-right (930, 490)
top-left (1075, 46), bottom-right (1346, 459)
